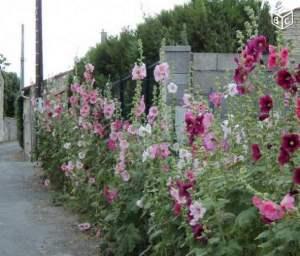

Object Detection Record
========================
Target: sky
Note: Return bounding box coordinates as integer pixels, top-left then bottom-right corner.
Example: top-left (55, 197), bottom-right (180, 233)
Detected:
top-left (0, 0), bottom-right (299, 87)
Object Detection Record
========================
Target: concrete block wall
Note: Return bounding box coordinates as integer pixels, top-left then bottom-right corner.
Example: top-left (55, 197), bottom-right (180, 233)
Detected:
top-left (3, 118), bottom-right (17, 142)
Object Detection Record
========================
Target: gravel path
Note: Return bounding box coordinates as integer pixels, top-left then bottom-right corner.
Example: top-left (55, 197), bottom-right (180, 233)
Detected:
top-left (0, 142), bottom-right (99, 256)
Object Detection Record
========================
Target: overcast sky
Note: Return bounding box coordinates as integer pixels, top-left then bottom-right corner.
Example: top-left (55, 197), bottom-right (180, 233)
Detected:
top-left (0, 0), bottom-right (299, 87)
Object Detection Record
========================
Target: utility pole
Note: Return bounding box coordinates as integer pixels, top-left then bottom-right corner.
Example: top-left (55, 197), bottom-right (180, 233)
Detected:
top-left (35, 0), bottom-right (43, 99)
top-left (20, 24), bottom-right (25, 90)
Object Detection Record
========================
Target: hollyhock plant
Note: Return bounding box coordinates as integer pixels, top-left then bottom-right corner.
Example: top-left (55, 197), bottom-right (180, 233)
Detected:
top-left (167, 82), bottom-right (178, 94)
top-left (259, 95), bottom-right (273, 113)
top-left (132, 63), bottom-right (147, 80)
top-left (280, 194), bottom-right (295, 211)
top-left (135, 96), bottom-right (146, 117)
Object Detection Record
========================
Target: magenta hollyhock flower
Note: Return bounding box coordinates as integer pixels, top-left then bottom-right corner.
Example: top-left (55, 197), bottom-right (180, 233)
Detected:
top-left (278, 147), bottom-right (290, 166)
top-left (107, 139), bottom-right (117, 151)
top-left (209, 92), bottom-right (223, 108)
top-left (268, 53), bottom-right (277, 69)
top-left (80, 104), bottom-right (90, 118)
top-left (296, 98), bottom-right (300, 120)
top-left (154, 62), bottom-right (169, 83)
top-left (295, 65), bottom-right (300, 83)
top-left (259, 95), bottom-right (273, 113)
top-left (251, 144), bottom-right (262, 162)
top-left (281, 133), bottom-right (300, 153)
top-left (243, 54), bottom-right (256, 70)
top-left (236, 85), bottom-right (247, 95)
top-left (280, 194), bottom-right (295, 211)
top-left (234, 66), bottom-right (248, 84)
top-left (173, 202), bottom-right (182, 216)
top-left (293, 167), bottom-right (300, 184)
top-left (276, 69), bottom-right (295, 90)
top-left (132, 63), bottom-right (147, 80)
top-left (176, 180), bottom-right (193, 205)
top-left (103, 186), bottom-right (118, 204)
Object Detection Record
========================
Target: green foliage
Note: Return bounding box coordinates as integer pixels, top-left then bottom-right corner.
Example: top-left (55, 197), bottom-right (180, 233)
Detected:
top-left (16, 96), bottom-right (24, 148)
top-left (3, 71), bottom-right (20, 117)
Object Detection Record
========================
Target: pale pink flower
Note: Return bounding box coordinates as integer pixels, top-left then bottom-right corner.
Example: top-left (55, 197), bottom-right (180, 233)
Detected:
top-left (132, 63), bottom-right (147, 80)
top-left (280, 194), bottom-right (295, 211)
top-left (183, 93), bottom-right (192, 107)
top-left (88, 177), bottom-right (96, 185)
top-left (78, 223), bottom-right (91, 232)
top-left (127, 125), bottom-right (137, 135)
top-left (120, 170), bottom-right (130, 182)
top-left (203, 112), bottom-right (214, 130)
top-left (85, 63), bottom-right (95, 73)
top-left (189, 201), bottom-right (206, 226)
top-left (80, 104), bottom-right (90, 117)
top-left (44, 179), bottom-right (50, 187)
top-left (89, 91), bottom-right (98, 104)
top-left (170, 187), bottom-right (186, 205)
top-left (119, 140), bottom-right (129, 150)
top-left (103, 102), bottom-right (115, 119)
top-left (70, 83), bottom-right (81, 93)
top-left (252, 196), bottom-right (263, 208)
top-left (160, 143), bottom-right (170, 158)
top-left (94, 123), bottom-right (104, 137)
top-left (154, 62), bottom-right (169, 83)
top-left (109, 132), bottom-right (118, 141)
top-left (147, 106), bottom-right (159, 124)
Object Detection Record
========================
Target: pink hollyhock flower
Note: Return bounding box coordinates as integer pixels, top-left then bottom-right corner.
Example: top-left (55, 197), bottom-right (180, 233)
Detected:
top-left (89, 91), bottom-right (98, 104)
top-left (185, 170), bottom-right (196, 183)
top-left (154, 62), bottom-right (169, 83)
top-left (103, 186), bottom-right (118, 204)
top-left (85, 63), bottom-right (94, 73)
top-left (277, 69), bottom-right (295, 90)
top-left (269, 45), bottom-right (276, 54)
top-left (132, 63), bottom-right (147, 80)
top-left (147, 106), bottom-right (159, 124)
top-left (280, 48), bottom-right (289, 67)
top-left (259, 95), bottom-right (273, 113)
top-left (103, 102), bottom-right (115, 119)
top-left (268, 53), bottom-right (277, 69)
top-left (70, 83), bottom-right (80, 93)
top-left (80, 104), bottom-right (90, 118)
top-left (209, 92), bottom-right (223, 108)
top-left (278, 147), bottom-right (290, 166)
top-left (111, 120), bottom-right (123, 132)
top-left (127, 124), bottom-right (137, 135)
top-left (160, 143), bottom-right (170, 158)
top-left (259, 200), bottom-right (285, 222)
top-left (94, 123), bottom-right (104, 137)
top-left (69, 96), bottom-right (79, 106)
top-left (189, 201), bottom-right (206, 226)
top-left (107, 139), bottom-right (117, 151)
top-left (78, 223), bottom-right (91, 232)
top-left (280, 194), bottom-right (295, 211)
top-left (203, 132), bottom-right (217, 151)
top-left (296, 98), bottom-right (300, 120)
top-left (53, 105), bottom-right (63, 118)
top-left (251, 144), bottom-right (262, 162)
top-left (202, 112), bottom-right (213, 130)
top-left (135, 96), bottom-right (146, 117)
top-left (293, 167), bottom-right (300, 184)
top-left (252, 196), bottom-right (263, 209)
top-left (170, 187), bottom-right (187, 205)
top-left (281, 133), bottom-right (300, 153)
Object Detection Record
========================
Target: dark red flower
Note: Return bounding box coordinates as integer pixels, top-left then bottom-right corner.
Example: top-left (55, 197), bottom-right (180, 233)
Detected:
top-left (234, 66), bottom-right (248, 84)
top-left (173, 202), bottom-right (182, 216)
top-left (295, 65), bottom-right (300, 83)
top-left (192, 224), bottom-right (204, 241)
top-left (176, 180), bottom-right (193, 205)
top-left (278, 147), bottom-right (290, 166)
top-left (293, 167), bottom-right (300, 184)
top-left (276, 70), bottom-right (295, 90)
top-left (251, 144), bottom-right (262, 162)
top-left (237, 85), bottom-right (246, 95)
top-left (259, 112), bottom-right (270, 121)
top-left (281, 133), bottom-right (300, 153)
top-left (259, 95), bottom-right (273, 113)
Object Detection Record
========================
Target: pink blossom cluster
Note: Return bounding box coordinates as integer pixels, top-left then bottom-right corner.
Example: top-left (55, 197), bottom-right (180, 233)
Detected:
top-left (268, 45), bottom-right (289, 69)
top-left (148, 143), bottom-right (170, 159)
top-left (83, 63), bottom-right (95, 83)
top-left (252, 194), bottom-right (295, 223)
top-left (61, 161), bottom-right (75, 176)
top-left (103, 185), bottom-right (118, 204)
top-left (154, 62), bottom-right (169, 83)
top-left (135, 96), bottom-right (146, 118)
top-left (132, 63), bottom-right (147, 80)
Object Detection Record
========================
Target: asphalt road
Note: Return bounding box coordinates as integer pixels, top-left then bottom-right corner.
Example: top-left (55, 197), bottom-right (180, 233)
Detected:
top-left (0, 142), bottom-right (98, 256)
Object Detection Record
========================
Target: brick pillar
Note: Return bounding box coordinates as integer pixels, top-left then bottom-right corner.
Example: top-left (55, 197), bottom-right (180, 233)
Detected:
top-left (161, 45), bottom-right (191, 141)
top-left (283, 8), bottom-right (300, 63)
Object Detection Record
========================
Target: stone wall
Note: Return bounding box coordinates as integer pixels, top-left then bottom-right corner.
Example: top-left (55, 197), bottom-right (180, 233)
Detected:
top-left (2, 118), bottom-right (17, 142)
top-left (283, 8), bottom-right (300, 60)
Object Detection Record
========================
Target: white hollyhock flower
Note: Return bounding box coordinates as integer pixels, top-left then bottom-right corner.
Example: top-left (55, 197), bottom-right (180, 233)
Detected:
top-left (167, 82), bottom-right (178, 94)
top-left (138, 124), bottom-right (152, 137)
top-left (78, 152), bottom-right (86, 160)
top-left (64, 143), bottom-right (71, 149)
top-left (136, 199), bottom-right (144, 208)
top-left (227, 83), bottom-right (238, 96)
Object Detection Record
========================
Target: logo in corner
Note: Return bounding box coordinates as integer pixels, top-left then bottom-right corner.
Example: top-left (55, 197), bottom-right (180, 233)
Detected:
top-left (271, 1), bottom-right (294, 30)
